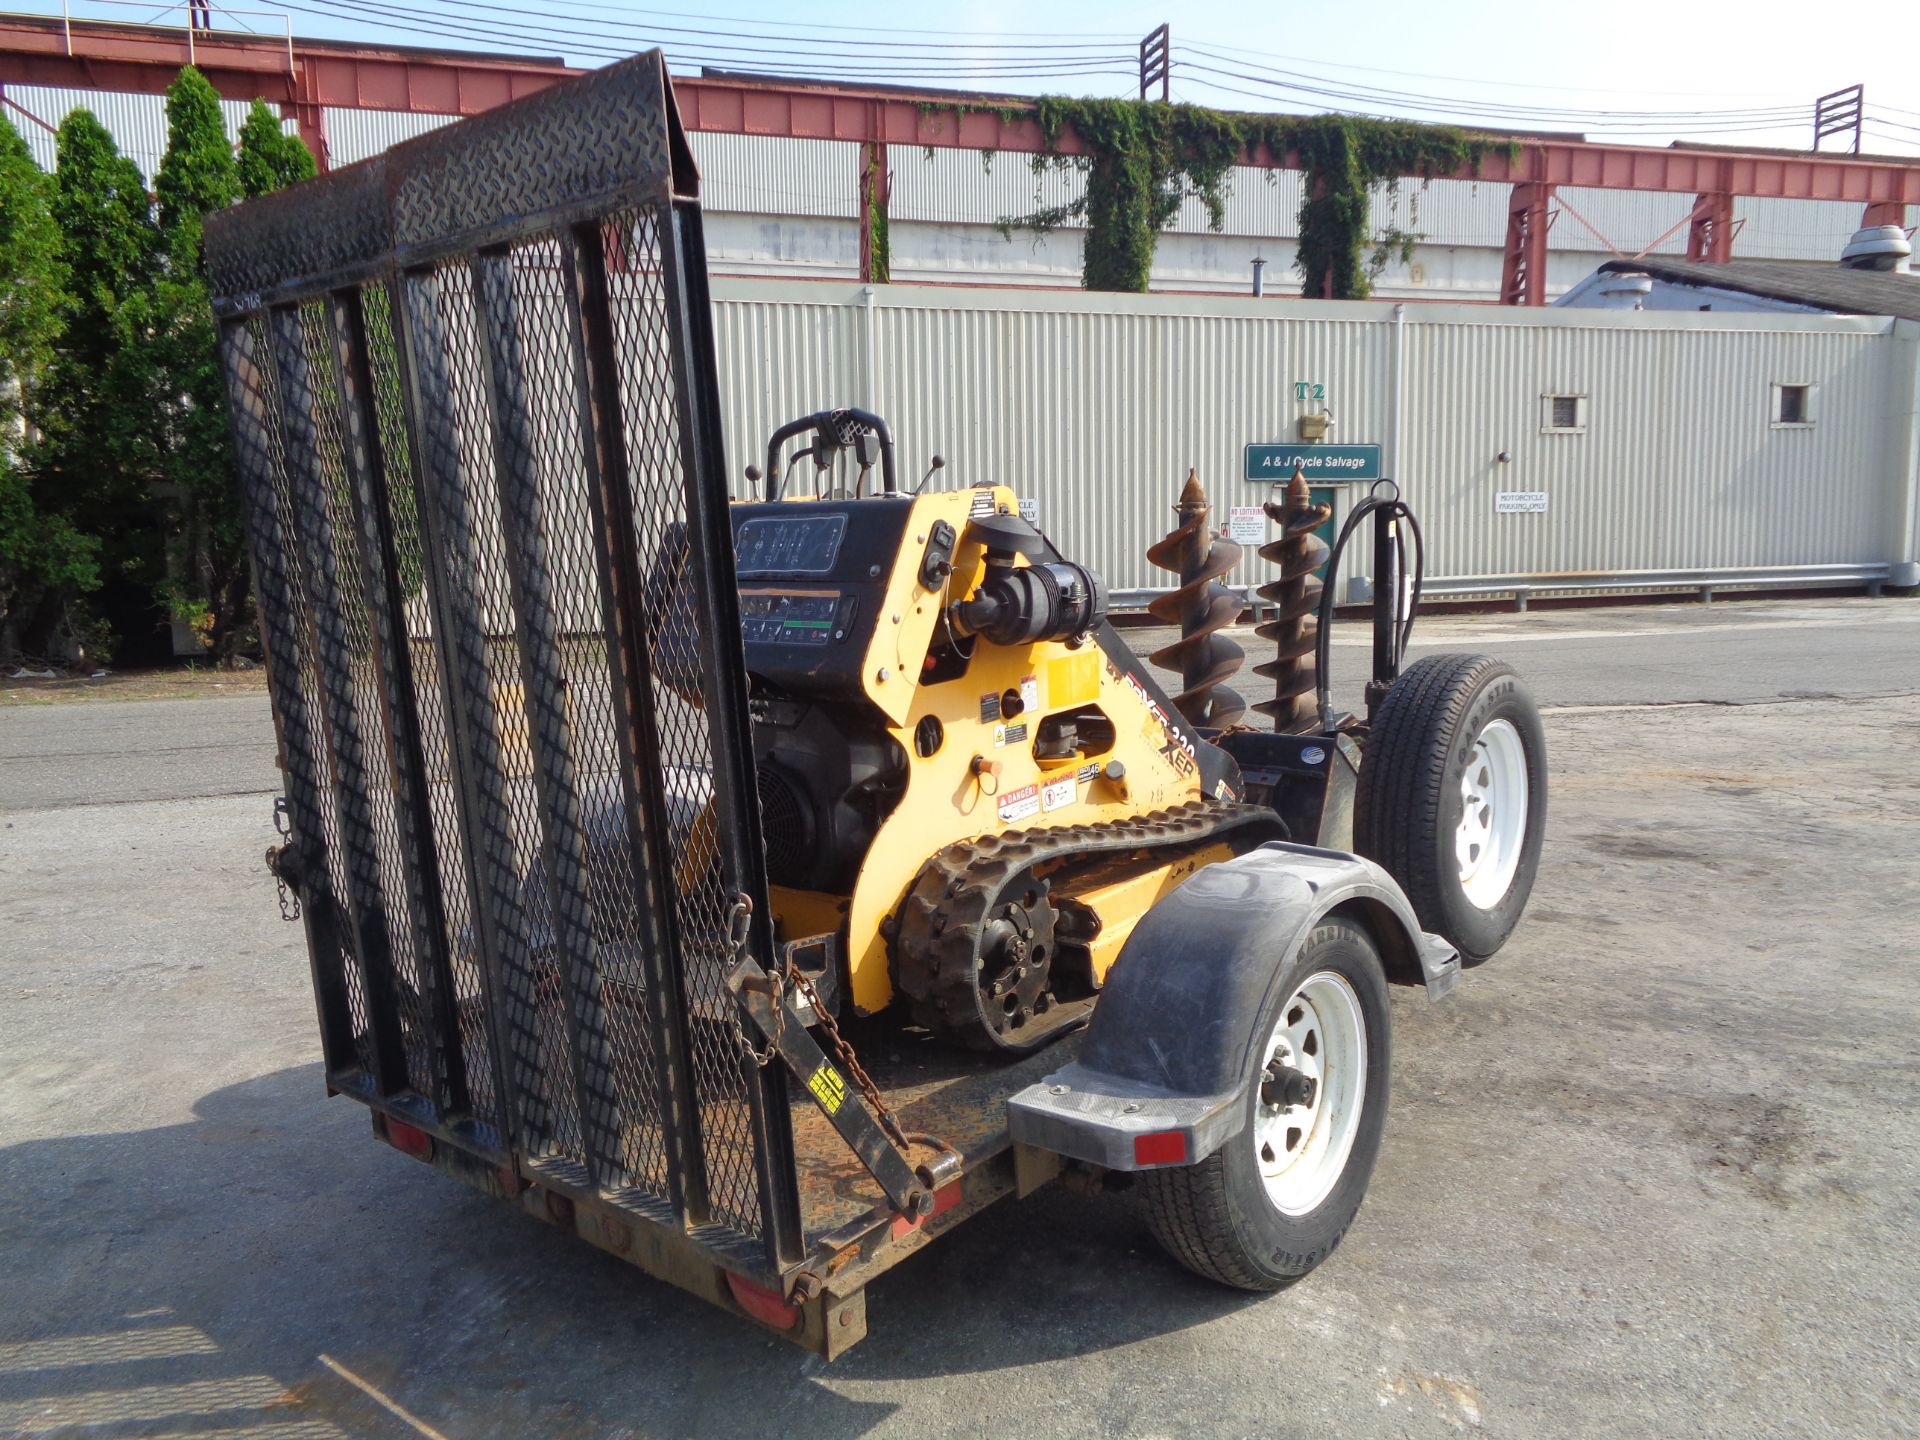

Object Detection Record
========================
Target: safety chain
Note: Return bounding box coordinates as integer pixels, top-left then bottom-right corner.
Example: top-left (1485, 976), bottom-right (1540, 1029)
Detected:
top-left (725, 895), bottom-right (785, 1068)
top-left (788, 966), bottom-right (911, 1154)
top-left (724, 892), bottom-right (917, 1160)
top-left (265, 797), bottom-right (301, 923)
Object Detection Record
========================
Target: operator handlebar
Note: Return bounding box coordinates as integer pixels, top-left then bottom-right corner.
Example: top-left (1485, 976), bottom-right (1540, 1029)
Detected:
top-left (763, 407), bottom-right (899, 501)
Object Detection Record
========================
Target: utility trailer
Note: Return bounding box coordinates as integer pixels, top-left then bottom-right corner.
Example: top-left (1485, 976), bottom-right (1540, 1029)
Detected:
top-left (206, 52), bottom-right (1544, 1358)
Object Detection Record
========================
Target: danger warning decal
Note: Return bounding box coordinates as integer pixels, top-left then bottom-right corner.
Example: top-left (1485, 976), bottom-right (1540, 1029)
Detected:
top-left (998, 783), bottom-right (1041, 823)
top-left (1041, 775), bottom-right (1077, 813)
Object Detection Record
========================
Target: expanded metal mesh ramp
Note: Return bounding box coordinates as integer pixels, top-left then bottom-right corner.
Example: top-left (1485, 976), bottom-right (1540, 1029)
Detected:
top-left (206, 52), bottom-right (804, 1279)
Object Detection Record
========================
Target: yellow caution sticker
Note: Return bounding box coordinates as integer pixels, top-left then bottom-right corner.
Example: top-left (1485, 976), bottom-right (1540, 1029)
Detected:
top-left (807, 1062), bottom-right (847, 1115)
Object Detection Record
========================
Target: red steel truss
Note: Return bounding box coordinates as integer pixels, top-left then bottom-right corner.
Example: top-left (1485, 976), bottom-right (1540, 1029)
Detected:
top-left (5, 13), bottom-right (1918, 301)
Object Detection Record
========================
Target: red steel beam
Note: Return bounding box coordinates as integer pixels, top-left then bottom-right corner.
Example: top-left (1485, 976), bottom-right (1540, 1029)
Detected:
top-left (0, 14), bottom-right (573, 118)
top-left (673, 72), bottom-right (1920, 206)
top-left (6, 14), bottom-right (1919, 209)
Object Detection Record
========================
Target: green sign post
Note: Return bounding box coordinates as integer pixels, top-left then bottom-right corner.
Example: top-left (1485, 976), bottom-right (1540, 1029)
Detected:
top-left (1244, 443), bottom-right (1383, 483)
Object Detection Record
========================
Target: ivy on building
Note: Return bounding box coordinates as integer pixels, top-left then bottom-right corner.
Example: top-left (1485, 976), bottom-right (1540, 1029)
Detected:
top-left (863, 144), bottom-right (891, 285)
top-left (924, 97), bottom-right (1507, 297)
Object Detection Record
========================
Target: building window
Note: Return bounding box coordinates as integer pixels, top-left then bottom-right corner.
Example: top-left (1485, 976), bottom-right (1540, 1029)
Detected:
top-left (1771, 382), bottom-right (1816, 428)
top-left (1540, 393), bottom-right (1587, 434)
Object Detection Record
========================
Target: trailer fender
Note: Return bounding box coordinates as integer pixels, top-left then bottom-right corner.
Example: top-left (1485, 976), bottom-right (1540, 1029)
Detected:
top-left (1007, 842), bottom-right (1457, 1172)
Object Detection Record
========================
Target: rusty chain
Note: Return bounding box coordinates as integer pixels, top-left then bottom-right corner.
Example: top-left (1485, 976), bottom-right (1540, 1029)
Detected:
top-left (787, 966), bottom-right (912, 1154)
top-left (724, 894), bottom-right (918, 1159)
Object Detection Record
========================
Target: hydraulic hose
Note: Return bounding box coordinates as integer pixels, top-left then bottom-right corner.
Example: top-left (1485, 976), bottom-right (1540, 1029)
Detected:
top-left (1313, 480), bottom-right (1425, 730)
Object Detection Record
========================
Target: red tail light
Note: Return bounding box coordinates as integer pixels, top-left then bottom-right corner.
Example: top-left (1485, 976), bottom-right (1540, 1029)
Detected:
top-left (383, 1119), bottom-right (434, 1160)
top-left (1132, 1131), bottom-right (1188, 1167)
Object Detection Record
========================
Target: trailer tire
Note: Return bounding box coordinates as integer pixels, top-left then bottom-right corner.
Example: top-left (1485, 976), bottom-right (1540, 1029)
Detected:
top-left (1140, 918), bottom-right (1389, 1291)
top-left (1353, 652), bottom-right (1546, 963)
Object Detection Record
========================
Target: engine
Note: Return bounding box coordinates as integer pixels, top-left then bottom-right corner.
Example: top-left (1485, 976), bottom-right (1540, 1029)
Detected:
top-left (752, 699), bottom-right (906, 892)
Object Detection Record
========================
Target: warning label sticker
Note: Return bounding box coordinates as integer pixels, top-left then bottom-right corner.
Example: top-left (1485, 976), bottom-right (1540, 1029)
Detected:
top-left (998, 783), bottom-right (1041, 823)
top-left (807, 1062), bottom-right (847, 1114)
top-left (1041, 775), bottom-right (1077, 813)
top-left (1019, 674), bottom-right (1040, 712)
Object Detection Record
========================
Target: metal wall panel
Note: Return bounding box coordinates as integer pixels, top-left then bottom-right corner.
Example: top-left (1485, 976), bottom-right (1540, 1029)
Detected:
top-left (1400, 309), bottom-right (1897, 579)
top-left (689, 132), bottom-right (855, 219)
top-left (709, 280), bottom-right (1911, 596)
top-left (323, 107), bottom-right (454, 166)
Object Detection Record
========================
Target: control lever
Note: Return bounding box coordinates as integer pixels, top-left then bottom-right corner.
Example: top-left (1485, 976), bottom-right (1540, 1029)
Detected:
top-left (915, 455), bottom-right (947, 494)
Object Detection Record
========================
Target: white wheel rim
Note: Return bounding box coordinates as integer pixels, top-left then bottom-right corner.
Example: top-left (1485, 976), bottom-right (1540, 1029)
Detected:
top-left (1455, 717), bottom-right (1528, 910)
top-left (1253, 971), bottom-right (1367, 1217)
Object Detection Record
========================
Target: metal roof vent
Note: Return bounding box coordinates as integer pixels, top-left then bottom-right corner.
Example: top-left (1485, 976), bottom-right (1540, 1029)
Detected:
top-left (1839, 225), bottom-right (1912, 273)
top-left (1596, 271), bottom-right (1653, 309)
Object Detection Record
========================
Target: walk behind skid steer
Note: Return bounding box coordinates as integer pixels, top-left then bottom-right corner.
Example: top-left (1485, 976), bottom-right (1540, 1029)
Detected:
top-left (208, 51), bottom-right (1546, 1358)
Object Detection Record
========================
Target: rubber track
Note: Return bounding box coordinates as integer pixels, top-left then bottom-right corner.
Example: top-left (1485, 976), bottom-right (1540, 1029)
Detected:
top-left (1353, 652), bottom-right (1511, 927)
top-left (893, 798), bottom-right (1289, 1054)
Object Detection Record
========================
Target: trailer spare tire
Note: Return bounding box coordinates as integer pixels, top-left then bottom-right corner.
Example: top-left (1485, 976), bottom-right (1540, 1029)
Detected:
top-left (1353, 652), bottom-right (1547, 963)
top-left (1140, 918), bottom-right (1390, 1290)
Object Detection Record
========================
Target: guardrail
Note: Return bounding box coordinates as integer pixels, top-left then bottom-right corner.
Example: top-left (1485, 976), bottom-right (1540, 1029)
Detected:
top-left (1108, 563), bottom-right (1896, 618)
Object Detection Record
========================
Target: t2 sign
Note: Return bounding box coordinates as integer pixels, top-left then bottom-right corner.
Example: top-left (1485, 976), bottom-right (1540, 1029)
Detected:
top-left (1294, 381), bottom-right (1326, 402)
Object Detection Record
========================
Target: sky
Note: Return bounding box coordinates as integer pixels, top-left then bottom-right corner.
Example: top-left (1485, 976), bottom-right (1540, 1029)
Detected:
top-left (44, 0), bottom-right (1920, 155)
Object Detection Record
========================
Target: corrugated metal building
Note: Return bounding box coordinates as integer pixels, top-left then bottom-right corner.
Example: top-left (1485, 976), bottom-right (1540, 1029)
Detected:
top-left (705, 279), bottom-right (1920, 597)
top-left (6, 84), bottom-right (1915, 301)
top-left (6, 84), bottom-right (1916, 599)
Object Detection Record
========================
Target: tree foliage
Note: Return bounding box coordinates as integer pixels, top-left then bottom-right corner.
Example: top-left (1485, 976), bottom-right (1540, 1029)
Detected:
top-left (19, 108), bottom-right (165, 663)
top-left (238, 99), bottom-right (317, 198)
top-left (3, 71), bottom-right (319, 668)
top-left (0, 112), bottom-right (65, 432)
top-left (155, 66), bottom-right (238, 269)
top-left (0, 111), bottom-right (95, 662)
top-left (147, 67), bottom-right (252, 660)
top-left (973, 97), bottom-right (1508, 297)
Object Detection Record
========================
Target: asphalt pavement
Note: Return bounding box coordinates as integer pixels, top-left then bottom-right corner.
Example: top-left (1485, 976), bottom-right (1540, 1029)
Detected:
top-left (2, 594), bottom-right (1918, 1439)
top-left (5, 596), bottom-right (1917, 814)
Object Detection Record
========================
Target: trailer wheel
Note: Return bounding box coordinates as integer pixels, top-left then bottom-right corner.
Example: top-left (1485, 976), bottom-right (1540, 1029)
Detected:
top-left (1354, 653), bottom-right (1546, 963)
top-left (1141, 918), bottom-right (1390, 1291)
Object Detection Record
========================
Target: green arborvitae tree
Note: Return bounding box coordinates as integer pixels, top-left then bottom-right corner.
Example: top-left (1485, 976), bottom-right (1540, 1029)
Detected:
top-left (151, 66), bottom-right (252, 661)
top-left (0, 110), bottom-right (95, 666)
top-left (0, 111), bottom-right (64, 434)
top-left (24, 107), bottom-right (164, 665)
top-left (237, 99), bottom-right (316, 199)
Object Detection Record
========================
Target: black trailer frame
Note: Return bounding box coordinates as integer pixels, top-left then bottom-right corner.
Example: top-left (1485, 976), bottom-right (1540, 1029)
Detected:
top-left (207, 52), bottom-right (1040, 1355)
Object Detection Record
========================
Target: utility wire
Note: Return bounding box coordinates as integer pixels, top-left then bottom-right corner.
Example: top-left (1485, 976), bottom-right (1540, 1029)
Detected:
top-left (1176, 36), bottom-right (1807, 103)
top-left (283, 0), bottom-right (1139, 81)
top-left (247, 0), bottom-right (1920, 151)
top-left (292, 0), bottom-right (1137, 63)
top-left (1175, 55), bottom-right (1806, 124)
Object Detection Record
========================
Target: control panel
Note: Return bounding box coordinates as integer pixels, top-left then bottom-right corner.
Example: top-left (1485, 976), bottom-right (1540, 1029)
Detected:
top-left (739, 589), bottom-right (858, 647)
top-left (730, 497), bottom-right (917, 699)
top-left (735, 513), bottom-right (848, 578)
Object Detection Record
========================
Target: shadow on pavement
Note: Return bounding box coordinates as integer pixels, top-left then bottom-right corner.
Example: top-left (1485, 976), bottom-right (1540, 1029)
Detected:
top-left (0, 1063), bottom-right (1257, 1438)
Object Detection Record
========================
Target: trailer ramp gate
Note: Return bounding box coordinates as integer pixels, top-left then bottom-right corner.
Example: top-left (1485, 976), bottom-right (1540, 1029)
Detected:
top-left (205, 53), bottom-right (823, 1288)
